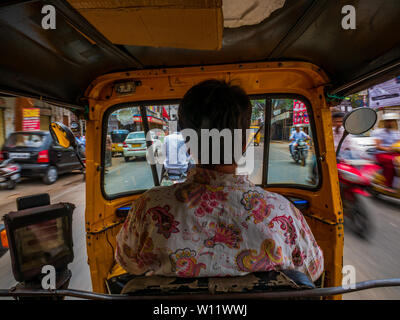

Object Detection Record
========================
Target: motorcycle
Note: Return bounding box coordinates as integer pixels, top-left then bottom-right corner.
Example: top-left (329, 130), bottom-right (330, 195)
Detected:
top-left (337, 157), bottom-right (379, 239)
top-left (291, 138), bottom-right (309, 166)
top-left (0, 159), bottom-right (21, 190)
top-left (160, 167), bottom-right (187, 186)
top-left (367, 142), bottom-right (400, 200)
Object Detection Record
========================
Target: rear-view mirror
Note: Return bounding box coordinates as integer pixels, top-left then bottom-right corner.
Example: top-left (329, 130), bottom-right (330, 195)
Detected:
top-left (49, 122), bottom-right (76, 149)
top-left (343, 107), bottom-right (377, 135)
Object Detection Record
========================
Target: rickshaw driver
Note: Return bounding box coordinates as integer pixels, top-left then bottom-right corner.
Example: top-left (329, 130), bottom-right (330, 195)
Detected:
top-left (115, 79), bottom-right (324, 282)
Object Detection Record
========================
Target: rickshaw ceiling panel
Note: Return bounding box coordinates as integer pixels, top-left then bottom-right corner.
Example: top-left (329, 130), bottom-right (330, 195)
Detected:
top-left (67, 0), bottom-right (224, 50)
top-left (0, 0), bottom-right (400, 107)
top-left (87, 62), bottom-right (327, 105)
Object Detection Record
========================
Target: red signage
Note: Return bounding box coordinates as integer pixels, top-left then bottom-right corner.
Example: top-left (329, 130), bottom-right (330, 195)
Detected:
top-left (293, 100), bottom-right (309, 125)
top-left (22, 108), bottom-right (40, 131)
top-left (133, 116), bottom-right (165, 125)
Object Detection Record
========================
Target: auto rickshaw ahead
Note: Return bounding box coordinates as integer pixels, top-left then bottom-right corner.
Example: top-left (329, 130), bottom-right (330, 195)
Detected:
top-left (1, 0), bottom-right (400, 301)
top-left (110, 130), bottom-right (129, 157)
top-left (249, 126), bottom-right (261, 146)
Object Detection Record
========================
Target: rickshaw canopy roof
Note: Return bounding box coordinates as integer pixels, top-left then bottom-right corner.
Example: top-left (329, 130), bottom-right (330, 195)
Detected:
top-left (0, 0), bottom-right (400, 109)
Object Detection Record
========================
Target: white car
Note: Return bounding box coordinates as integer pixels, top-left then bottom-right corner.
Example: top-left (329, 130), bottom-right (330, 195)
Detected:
top-left (123, 131), bottom-right (161, 162)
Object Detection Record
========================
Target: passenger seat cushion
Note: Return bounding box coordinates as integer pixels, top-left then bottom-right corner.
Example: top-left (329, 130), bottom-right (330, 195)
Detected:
top-left (106, 270), bottom-right (316, 296)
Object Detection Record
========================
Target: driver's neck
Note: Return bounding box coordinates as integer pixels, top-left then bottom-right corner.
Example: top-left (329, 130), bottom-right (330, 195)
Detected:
top-left (197, 164), bottom-right (237, 174)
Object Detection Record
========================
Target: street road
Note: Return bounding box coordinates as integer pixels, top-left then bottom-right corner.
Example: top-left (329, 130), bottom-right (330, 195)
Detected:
top-left (104, 141), bottom-right (314, 195)
top-left (343, 195), bottom-right (400, 299)
top-left (0, 149), bottom-right (399, 299)
top-left (104, 156), bottom-right (162, 195)
top-left (0, 172), bottom-right (92, 299)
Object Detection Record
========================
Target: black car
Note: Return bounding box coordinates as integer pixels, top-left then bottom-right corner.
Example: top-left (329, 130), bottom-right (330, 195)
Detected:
top-left (1, 131), bottom-right (82, 184)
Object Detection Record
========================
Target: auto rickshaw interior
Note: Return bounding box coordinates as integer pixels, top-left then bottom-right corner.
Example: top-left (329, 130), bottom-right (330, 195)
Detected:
top-left (1, 0), bottom-right (400, 300)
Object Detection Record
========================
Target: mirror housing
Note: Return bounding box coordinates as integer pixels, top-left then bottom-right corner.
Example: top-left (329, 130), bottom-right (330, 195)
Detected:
top-left (49, 122), bottom-right (76, 149)
top-left (49, 122), bottom-right (85, 169)
top-left (336, 107), bottom-right (377, 158)
top-left (343, 107), bottom-right (377, 135)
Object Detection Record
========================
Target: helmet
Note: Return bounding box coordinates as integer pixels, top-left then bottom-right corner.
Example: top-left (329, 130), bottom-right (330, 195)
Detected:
top-left (382, 113), bottom-right (399, 121)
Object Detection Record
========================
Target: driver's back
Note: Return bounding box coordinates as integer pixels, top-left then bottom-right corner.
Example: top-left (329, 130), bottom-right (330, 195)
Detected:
top-left (115, 166), bottom-right (324, 282)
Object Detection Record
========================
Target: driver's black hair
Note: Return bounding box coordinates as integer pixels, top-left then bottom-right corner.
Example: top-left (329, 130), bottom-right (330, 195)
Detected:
top-left (178, 79), bottom-right (252, 165)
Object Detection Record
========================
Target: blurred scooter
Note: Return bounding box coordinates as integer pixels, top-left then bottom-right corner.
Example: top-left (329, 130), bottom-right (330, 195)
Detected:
top-left (0, 159), bottom-right (21, 190)
top-left (367, 141), bottom-right (400, 200)
top-left (337, 157), bottom-right (380, 238)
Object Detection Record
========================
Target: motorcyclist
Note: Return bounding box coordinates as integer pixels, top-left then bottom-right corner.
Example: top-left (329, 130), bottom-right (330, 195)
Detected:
top-left (289, 124), bottom-right (310, 157)
top-left (371, 112), bottom-right (400, 190)
top-left (163, 130), bottom-right (191, 179)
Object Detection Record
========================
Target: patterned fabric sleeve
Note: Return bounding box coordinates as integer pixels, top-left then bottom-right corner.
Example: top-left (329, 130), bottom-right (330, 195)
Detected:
top-left (115, 195), bottom-right (155, 275)
top-left (289, 205), bottom-right (324, 282)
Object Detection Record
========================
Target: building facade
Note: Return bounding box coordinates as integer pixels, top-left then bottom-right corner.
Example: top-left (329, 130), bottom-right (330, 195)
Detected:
top-left (0, 96), bottom-right (77, 147)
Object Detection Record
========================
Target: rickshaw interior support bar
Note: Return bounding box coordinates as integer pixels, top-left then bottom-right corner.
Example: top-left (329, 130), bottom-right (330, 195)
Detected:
top-left (1, 279), bottom-right (400, 300)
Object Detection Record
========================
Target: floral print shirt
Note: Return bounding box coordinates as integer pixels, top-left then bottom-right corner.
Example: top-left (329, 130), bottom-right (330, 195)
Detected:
top-left (115, 167), bottom-right (324, 282)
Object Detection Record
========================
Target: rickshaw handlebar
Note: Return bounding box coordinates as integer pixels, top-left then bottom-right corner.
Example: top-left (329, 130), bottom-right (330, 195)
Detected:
top-left (1, 278), bottom-right (400, 300)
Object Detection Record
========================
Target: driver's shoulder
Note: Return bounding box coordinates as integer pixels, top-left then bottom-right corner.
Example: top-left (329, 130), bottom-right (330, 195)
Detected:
top-left (249, 186), bottom-right (292, 206)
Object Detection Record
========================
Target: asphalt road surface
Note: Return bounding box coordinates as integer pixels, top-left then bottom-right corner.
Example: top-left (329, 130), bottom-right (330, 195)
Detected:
top-left (104, 142), bottom-right (314, 194)
top-left (343, 195), bottom-right (400, 299)
top-left (0, 150), bottom-right (399, 299)
top-left (0, 172), bottom-right (91, 300)
top-left (104, 156), bottom-right (162, 195)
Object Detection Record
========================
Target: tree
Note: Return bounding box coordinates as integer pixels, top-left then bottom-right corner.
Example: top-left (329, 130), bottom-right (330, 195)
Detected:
top-left (251, 99), bottom-right (265, 121)
top-left (348, 93), bottom-right (365, 109)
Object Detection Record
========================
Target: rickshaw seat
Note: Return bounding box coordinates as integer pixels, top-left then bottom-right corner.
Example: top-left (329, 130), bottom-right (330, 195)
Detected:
top-left (106, 269), bottom-right (322, 299)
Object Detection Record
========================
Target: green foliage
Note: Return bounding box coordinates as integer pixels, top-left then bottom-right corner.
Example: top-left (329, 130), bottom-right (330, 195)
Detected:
top-left (251, 99), bottom-right (265, 120)
top-left (347, 93), bottom-right (364, 108)
top-left (273, 99), bottom-right (294, 112)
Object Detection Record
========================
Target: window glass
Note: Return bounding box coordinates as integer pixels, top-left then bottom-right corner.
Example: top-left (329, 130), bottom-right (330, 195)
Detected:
top-left (104, 105), bottom-right (157, 196)
top-left (126, 132), bottom-right (145, 140)
top-left (238, 99), bottom-right (266, 185)
top-left (154, 104), bottom-right (190, 186)
top-left (267, 98), bottom-right (319, 186)
top-left (103, 97), bottom-right (318, 198)
top-left (5, 133), bottom-right (46, 148)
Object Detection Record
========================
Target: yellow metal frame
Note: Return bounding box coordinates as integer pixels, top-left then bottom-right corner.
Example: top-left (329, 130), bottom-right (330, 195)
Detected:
top-left (83, 61), bottom-right (343, 299)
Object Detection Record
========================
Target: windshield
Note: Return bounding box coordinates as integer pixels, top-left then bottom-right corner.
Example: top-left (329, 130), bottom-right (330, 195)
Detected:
top-left (111, 131), bottom-right (129, 143)
top-left (126, 132), bottom-right (145, 140)
top-left (4, 133), bottom-right (46, 148)
top-left (103, 97), bottom-right (320, 199)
